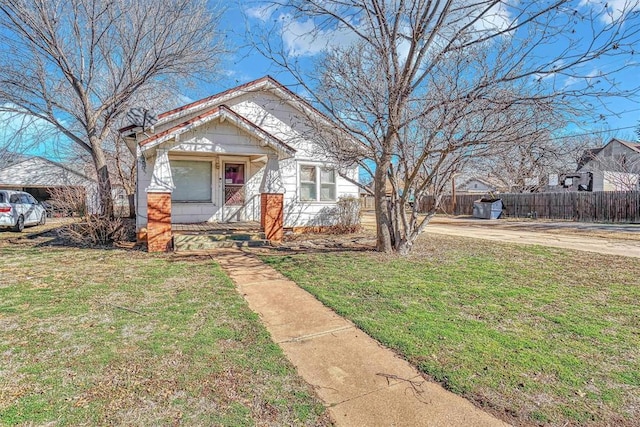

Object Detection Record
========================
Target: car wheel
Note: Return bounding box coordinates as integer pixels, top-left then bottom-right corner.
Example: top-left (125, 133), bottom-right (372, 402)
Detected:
top-left (13, 215), bottom-right (24, 232)
top-left (39, 213), bottom-right (46, 226)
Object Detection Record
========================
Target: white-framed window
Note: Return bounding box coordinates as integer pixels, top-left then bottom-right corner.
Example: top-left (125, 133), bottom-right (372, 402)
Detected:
top-left (170, 159), bottom-right (212, 202)
top-left (299, 164), bottom-right (336, 202)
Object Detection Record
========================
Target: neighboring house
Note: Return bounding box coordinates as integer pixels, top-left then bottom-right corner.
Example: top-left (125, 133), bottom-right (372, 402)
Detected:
top-left (0, 156), bottom-right (97, 213)
top-left (455, 177), bottom-right (501, 194)
top-left (576, 138), bottom-right (640, 191)
top-left (120, 76), bottom-right (359, 251)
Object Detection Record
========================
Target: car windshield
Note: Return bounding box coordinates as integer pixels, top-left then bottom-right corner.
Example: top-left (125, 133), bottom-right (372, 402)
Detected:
top-left (0, 193), bottom-right (5, 203)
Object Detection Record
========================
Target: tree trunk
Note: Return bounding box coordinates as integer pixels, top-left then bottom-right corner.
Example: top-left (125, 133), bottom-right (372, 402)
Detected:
top-left (90, 138), bottom-right (114, 218)
top-left (373, 159), bottom-right (393, 252)
top-left (128, 193), bottom-right (135, 218)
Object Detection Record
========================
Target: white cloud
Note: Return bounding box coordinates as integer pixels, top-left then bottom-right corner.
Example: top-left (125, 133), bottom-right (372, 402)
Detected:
top-left (246, 4), bottom-right (277, 22)
top-left (472, 1), bottom-right (514, 34)
top-left (562, 67), bottom-right (602, 88)
top-left (279, 14), bottom-right (358, 57)
top-left (263, 0), bottom-right (518, 59)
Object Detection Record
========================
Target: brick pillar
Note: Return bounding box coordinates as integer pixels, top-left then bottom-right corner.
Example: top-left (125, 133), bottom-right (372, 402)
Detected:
top-left (147, 192), bottom-right (172, 252)
top-left (261, 193), bottom-right (284, 243)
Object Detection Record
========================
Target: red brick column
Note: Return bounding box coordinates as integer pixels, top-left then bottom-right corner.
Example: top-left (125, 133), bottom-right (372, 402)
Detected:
top-left (261, 193), bottom-right (284, 243)
top-left (147, 192), bottom-right (172, 252)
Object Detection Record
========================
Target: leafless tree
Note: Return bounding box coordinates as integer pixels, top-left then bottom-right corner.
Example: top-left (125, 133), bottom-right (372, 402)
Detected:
top-left (472, 128), bottom-right (597, 193)
top-left (0, 0), bottom-right (225, 216)
top-left (251, 0), bottom-right (640, 253)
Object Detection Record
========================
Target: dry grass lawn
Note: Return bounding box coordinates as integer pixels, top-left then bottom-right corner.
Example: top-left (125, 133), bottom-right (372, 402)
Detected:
top-left (0, 241), bottom-right (330, 426)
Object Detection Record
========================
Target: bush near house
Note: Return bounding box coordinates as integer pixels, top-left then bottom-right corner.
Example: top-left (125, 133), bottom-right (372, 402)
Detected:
top-left (262, 234), bottom-right (640, 426)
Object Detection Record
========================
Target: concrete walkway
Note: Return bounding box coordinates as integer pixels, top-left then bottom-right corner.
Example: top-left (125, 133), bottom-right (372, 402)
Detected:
top-left (214, 248), bottom-right (509, 427)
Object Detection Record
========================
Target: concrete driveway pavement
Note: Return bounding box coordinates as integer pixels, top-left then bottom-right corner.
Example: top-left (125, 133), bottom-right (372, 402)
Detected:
top-left (425, 217), bottom-right (640, 258)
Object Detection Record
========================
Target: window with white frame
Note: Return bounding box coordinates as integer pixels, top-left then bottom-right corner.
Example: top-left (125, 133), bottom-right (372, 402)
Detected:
top-left (170, 160), bottom-right (212, 202)
top-left (299, 164), bottom-right (336, 201)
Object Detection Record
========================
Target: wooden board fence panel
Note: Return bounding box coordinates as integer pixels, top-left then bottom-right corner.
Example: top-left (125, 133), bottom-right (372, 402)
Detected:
top-left (419, 191), bottom-right (640, 223)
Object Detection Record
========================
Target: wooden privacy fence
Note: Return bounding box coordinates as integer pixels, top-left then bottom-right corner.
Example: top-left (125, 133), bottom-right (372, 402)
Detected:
top-left (418, 191), bottom-right (640, 223)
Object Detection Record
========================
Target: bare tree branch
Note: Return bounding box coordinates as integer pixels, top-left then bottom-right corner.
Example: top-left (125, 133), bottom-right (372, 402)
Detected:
top-left (251, 0), bottom-right (640, 254)
top-left (0, 0), bottom-right (225, 216)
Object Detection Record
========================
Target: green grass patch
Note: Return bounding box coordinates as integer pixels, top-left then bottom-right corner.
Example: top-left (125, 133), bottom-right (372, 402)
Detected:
top-left (0, 246), bottom-right (329, 426)
top-left (260, 234), bottom-right (640, 426)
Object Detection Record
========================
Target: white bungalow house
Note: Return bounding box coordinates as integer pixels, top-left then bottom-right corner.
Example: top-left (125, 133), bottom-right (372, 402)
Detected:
top-left (120, 76), bottom-right (359, 252)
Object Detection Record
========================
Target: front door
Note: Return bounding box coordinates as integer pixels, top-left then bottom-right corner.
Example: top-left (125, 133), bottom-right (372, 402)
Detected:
top-left (222, 162), bottom-right (245, 221)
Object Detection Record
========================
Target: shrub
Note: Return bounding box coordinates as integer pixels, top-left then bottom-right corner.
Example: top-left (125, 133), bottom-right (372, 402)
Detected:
top-left (50, 186), bottom-right (135, 246)
top-left (332, 196), bottom-right (362, 233)
top-left (48, 186), bottom-right (87, 217)
top-left (57, 215), bottom-right (134, 246)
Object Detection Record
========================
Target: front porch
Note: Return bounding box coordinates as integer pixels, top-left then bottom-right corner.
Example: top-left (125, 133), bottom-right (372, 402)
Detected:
top-left (146, 191), bottom-right (284, 252)
top-left (172, 221), bottom-right (269, 252)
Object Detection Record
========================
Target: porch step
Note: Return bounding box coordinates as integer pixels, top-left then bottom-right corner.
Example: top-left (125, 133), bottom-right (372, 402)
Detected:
top-left (175, 232), bottom-right (266, 241)
top-left (173, 233), bottom-right (269, 252)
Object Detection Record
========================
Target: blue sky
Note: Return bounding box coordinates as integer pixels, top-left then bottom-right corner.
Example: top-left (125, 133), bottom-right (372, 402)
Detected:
top-left (201, 1), bottom-right (640, 142)
top-left (6, 0), bottom-right (640, 160)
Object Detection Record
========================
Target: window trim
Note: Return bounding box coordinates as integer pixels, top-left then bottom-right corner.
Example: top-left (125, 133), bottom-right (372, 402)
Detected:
top-left (170, 158), bottom-right (213, 203)
top-left (298, 163), bottom-right (337, 202)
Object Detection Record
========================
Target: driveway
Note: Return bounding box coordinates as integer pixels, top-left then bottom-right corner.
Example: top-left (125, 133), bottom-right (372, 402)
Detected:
top-left (425, 217), bottom-right (640, 258)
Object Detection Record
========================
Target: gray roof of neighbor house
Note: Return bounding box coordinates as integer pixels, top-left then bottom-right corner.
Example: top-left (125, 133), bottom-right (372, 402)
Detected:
top-left (617, 139), bottom-right (640, 153)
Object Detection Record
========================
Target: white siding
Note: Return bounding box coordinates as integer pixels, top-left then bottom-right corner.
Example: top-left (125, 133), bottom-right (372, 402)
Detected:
top-left (136, 85), bottom-right (360, 229)
top-left (281, 159), bottom-right (359, 227)
top-left (578, 140), bottom-right (640, 192)
top-left (591, 170), bottom-right (604, 192)
top-left (170, 121), bottom-right (272, 156)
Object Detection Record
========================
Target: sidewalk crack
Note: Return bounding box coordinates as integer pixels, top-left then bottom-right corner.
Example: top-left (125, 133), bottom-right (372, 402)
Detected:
top-left (278, 325), bottom-right (355, 343)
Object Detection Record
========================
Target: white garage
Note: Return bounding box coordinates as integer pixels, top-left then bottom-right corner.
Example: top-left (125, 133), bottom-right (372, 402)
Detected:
top-left (0, 156), bottom-right (97, 215)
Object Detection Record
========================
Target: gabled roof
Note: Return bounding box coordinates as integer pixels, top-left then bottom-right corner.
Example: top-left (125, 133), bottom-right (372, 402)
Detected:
top-left (616, 138), bottom-right (640, 154)
top-left (153, 75), bottom-right (332, 129)
top-left (0, 156), bottom-right (93, 182)
top-left (139, 104), bottom-right (295, 158)
top-left (577, 138), bottom-right (640, 170)
top-left (122, 75), bottom-right (365, 158)
top-left (457, 176), bottom-right (504, 190)
top-left (155, 76), bottom-right (276, 124)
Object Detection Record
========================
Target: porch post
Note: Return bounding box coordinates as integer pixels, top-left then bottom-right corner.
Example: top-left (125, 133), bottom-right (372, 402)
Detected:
top-left (261, 193), bottom-right (284, 242)
top-left (260, 153), bottom-right (284, 243)
top-left (147, 192), bottom-right (172, 252)
top-left (147, 149), bottom-right (174, 252)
